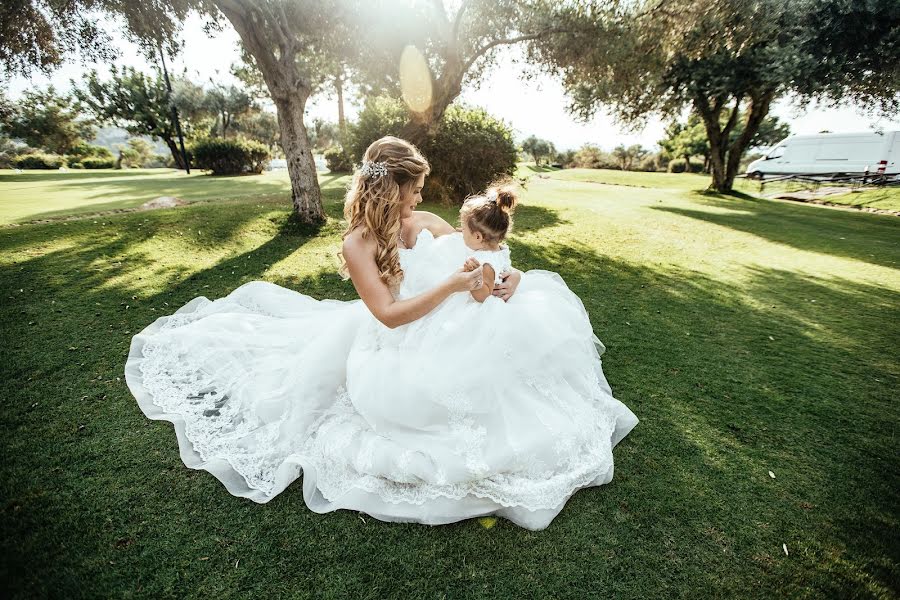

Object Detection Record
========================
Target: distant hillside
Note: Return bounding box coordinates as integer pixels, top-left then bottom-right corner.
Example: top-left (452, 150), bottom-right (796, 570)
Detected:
top-left (90, 127), bottom-right (169, 154)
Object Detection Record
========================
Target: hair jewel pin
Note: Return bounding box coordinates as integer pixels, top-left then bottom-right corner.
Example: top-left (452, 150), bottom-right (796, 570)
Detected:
top-left (360, 160), bottom-right (388, 180)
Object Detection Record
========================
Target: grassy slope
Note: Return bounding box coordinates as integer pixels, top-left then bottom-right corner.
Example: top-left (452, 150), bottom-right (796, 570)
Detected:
top-left (1, 169), bottom-right (898, 598)
top-left (810, 186), bottom-right (900, 211)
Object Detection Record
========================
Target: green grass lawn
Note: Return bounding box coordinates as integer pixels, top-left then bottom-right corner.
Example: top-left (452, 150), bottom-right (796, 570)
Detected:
top-left (0, 168), bottom-right (345, 225)
top-left (1, 168), bottom-right (898, 598)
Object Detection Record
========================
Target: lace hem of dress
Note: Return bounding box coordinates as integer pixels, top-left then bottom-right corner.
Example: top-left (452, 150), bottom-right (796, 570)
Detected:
top-left (138, 308), bottom-right (619, 511)
top-left (298, 377), bottom-right (618, 512)
top-left (138, 305), bottom-right (286, 495)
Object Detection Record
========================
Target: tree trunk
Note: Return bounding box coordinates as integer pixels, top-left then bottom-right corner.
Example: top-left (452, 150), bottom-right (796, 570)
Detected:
top-left (696, 99), bottom-right (729, 191)
top-left (723, 92), bottom-right (774, 191)
top-left (335, 75), bottom-right (346, 135)
top-left (398, 67), bottom-right (463, 147)
top-left (215, 0), bottom-right (324, 224)
top-left (273, 94), bottom-right (324, 223)
top-left (696, 92), bottom-right (772, 193)
top-left (163, 137), bottom-right (185, 169)
top-left (683, 154), bottom-right (692, 173)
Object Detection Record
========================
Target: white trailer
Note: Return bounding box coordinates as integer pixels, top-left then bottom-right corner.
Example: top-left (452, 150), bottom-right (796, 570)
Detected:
top-left (746, 131), bottom-right (900, 179)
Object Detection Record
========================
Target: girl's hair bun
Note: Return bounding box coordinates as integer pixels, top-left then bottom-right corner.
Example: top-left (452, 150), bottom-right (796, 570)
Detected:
top-left (488, 185), bottom-right (519, 214)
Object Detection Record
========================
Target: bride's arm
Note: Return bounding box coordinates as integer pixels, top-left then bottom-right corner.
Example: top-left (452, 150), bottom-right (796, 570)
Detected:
top-left (492, 268), bottom-right (521, 302)
top-left (343, 235), bottom-right (483, 329)
top-left (417, 211), bottom-right (457, 236)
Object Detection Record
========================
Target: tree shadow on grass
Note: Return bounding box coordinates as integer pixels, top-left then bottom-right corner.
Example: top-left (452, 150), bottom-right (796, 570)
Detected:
top-left (512, 204), bottom-right (569, 234)
top-left (508, 237), bottom-right (897, 596)
top-left (653, 191), bottom-right (900, 270)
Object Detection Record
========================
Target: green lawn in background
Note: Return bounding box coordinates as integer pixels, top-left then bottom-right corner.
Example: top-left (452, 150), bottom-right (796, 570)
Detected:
top-left (1, 166), bottom-right (898, 598)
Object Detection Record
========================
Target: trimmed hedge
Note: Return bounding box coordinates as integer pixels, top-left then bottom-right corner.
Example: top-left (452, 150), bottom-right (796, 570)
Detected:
top-left (13, 153), bottom-right (65, 169)
top-left (324, 146), bottom-right (353, 172)
top-left (191, 138), bottom-right (272, 175)
top-left (667, 158), bottom-right (704, 173)
top-left (81, 157), bottom-right (116, 169)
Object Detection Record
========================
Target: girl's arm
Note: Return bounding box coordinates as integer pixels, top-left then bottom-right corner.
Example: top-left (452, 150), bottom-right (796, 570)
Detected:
top-left (464, 258), bottom-right (494, 303)
top-left (343, 234), bottom-right (482, 329)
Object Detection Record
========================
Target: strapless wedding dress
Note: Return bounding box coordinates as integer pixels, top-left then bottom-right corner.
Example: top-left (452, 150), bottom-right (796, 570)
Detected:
top-left (125, 228), bottom-right (637, 530)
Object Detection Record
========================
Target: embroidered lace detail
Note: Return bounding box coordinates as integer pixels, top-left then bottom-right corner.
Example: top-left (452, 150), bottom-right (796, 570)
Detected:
top-left (140, 314), bottom-right (287, 495)
top-left (298, 383), bottom-right (619, 511)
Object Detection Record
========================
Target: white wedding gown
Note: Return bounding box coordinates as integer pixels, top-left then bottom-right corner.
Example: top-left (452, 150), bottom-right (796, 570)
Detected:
top-left (125, 228), bottom-right (638, 530)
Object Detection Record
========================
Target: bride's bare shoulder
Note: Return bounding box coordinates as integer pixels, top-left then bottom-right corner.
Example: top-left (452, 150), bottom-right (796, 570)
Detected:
top-left (342, 228), bottom-right (377, 258)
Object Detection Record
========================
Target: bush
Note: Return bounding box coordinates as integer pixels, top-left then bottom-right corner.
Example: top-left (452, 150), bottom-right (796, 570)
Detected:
top-left (667, 158), bottom-right (704, 173)
top-left (423, 105), bottom-right (518, 202)
top-left (346, 96), bottom-right (409, 161)
top-left (555, 149), bottom-right (577, 168)
top-left (117, 138), bottom-right (158, 169)
top-left (348, 97), bottom-right (518, 203)
top-left (0, 138), bottom-right (30, 169)
top-left (66, 143), bottom-right (113, 166)
top-left (324, 146), bottom-right (353, 172)
top-left (571, 144), bottom-right (619, 170)
top-left (636, 153), bottom-right (666, 172)
top-left (81, 157), bottom-right (116, 169)
top-left (13, 152), bottom-right (65, 169)
top-left (190, 138), bottom-right (272, 175)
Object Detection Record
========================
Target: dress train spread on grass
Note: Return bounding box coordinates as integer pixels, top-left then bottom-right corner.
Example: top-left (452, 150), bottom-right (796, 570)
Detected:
top-left (124, 229), bottom-right (637, 530)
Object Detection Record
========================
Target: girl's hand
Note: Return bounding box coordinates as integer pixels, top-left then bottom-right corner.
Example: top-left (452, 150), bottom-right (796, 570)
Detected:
top-left (463, 257), bottom-right (480, 272)
top-left (449, 265), bottom-right (484, 292)
top-left (492, 268), bottom-right (521, 302)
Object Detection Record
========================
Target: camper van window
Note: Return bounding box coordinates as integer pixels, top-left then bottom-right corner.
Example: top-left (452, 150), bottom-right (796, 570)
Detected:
top-left (767, 146), bottom-right (785, 160)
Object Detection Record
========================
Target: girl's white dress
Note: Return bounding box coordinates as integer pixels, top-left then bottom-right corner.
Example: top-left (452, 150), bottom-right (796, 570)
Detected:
top-left (125, 229), bottom-right (637, 530)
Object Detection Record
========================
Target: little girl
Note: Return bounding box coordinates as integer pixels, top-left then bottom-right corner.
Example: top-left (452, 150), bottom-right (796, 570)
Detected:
top-left (458, 182), bottom-right (517, 303)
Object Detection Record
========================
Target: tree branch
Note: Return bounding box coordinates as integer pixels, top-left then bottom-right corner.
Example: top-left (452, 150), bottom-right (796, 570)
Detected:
top-left (452, 0), bottom-right (472, 44)
top-left (720, 95), bottom-right (742, 140)
top-left (462, 28), bottom-right (563, 74)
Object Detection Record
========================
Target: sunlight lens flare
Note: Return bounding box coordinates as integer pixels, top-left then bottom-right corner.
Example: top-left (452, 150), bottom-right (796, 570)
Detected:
top-left (399, 45), bottom-right (433, 115)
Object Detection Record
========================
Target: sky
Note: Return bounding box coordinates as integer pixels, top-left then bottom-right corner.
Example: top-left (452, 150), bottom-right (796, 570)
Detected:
top-left (6, 12), bottom-right (899, 152)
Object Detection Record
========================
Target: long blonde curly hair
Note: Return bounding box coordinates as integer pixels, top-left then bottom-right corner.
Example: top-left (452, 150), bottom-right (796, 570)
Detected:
top-left (340, 136), bottom-right (430, 287)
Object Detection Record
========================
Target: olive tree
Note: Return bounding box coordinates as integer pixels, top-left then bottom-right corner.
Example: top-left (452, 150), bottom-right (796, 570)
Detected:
top-left (530, 0), bottom-right (900, 192)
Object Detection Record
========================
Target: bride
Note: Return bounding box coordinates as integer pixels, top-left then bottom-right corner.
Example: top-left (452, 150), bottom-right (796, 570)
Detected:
top-left (125, 136), bottom-right (637, 530)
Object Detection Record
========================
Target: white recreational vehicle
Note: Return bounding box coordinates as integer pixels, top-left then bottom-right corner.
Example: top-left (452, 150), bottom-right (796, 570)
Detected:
top-left (746, 131), bottom-right (900, 179)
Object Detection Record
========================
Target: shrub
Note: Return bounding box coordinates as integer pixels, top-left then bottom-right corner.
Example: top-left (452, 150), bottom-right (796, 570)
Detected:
top-left (636, 153), bottom-right (666, 172)
top-left (423, 105), bottom-right (518, 202)
top-left (571, 144), bottom-right (619, 170)
top-left (348, 97), bottom-right (518, 203)
top-left (0, 138), bottom-right (30, 169)
top-left (117, 138), bottom-right (158, 169)
top-left (667, 158), bottom-right (704, 173)
top-left (190, 138), bottom-right (272, 175)
top-left (66, 143), bottom-right (113, 162)
top-left (13, 152), bottom-right (65, 169)
top-left (346, 96), bottom-right (409, 161)
top-left (555, 149), bottom-right (577, 168)
top-left (81, 157), bottom-right (116, 169)
top-left (324, 146), bottom-right (353, 172)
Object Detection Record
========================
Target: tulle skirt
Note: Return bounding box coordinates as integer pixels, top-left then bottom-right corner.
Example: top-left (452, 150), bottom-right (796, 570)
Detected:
top-left (125, 272), bottom-right (637, 530)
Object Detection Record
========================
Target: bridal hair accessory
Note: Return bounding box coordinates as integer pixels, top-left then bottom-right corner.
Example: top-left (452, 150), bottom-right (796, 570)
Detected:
top-left (487, 190), bottom-right (498, 204)
top-left (360, 160), bottom-right (388, 180)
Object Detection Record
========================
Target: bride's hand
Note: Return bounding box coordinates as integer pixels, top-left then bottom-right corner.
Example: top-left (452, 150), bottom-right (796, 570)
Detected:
top-left (449, 265), bottom-right (484, 292)
top-left (492, 268), bottom-right (521, 302)
top-left (463, 257), bottom-right (480, 272)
